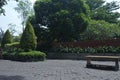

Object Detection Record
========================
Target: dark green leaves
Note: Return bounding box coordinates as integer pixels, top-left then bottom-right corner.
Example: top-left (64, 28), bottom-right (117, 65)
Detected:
top-left (34, 0), bottom-right (90, 42)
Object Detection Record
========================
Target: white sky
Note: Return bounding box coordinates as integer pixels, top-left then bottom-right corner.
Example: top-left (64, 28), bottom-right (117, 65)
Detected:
top-left (0, 0), bottom-right (120, 35)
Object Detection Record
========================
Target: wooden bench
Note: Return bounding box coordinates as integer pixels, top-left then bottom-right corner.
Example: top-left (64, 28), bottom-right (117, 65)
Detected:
top-left (86, 56), bottom-right (120, 71)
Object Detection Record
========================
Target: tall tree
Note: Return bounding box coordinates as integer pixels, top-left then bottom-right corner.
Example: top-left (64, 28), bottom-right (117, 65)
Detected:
top-left (85, 0), bottom-right (120, 23)
top-left (85, 0), bottom-right (105, 10)
top-left (0, 0), bottom-right (18, 15)
top-left (34, 0), bottom-right (90, 42)
top-left (8, 23), bottom-right (17, 36)
top-left (27, 15), bottom-right (50, 42)
top-left (83, 20), bottom-right (120, 40)
top-left (0, 0), bottom-right (7, 15)
top-left (14, 0), bottom-right (33, 30)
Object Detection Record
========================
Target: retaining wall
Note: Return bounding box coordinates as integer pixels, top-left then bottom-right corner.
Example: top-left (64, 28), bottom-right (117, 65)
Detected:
top-left (46, 52), bottom-right (120, 60)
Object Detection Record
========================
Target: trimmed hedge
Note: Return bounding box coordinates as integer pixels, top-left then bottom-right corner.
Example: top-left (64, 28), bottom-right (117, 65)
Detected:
top-left (52, 46), bottom-right (120, 53)
top-left (3, 51), bottom-right (46, 61)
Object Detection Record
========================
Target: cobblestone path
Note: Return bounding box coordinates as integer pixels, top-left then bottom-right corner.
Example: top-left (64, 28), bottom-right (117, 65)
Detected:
top-left (0, 60), bottom-right (120, 80)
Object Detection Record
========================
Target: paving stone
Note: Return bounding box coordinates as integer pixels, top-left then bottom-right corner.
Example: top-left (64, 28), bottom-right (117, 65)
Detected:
top-left (0, 60), bottom-right (119, 80)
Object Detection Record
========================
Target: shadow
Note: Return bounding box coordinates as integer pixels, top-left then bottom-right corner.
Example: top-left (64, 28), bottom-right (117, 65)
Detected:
top-left (86, 64), bottom-right (119, 71)
top-left (0, 75), bottom-right (25, 80)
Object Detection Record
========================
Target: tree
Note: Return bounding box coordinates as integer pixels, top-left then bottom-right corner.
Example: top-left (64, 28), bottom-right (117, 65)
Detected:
top-left (0, 0), bottom-right (18, 15)
top-left (85, 0), bottom-right (105, 10)
top-left (20, 22), bottom-right (37, 51)
top-left (14, 0), bottom-right (33, 30)
top-left (85, 0), bottom-right (120, 23)
top-left (34, 0), bottom-right (90, 42)
top-left (0, 0), bottom-right (7, 15)
top-left (83, 20), bottom-right (120, 40)
top-left (8, 23), bottom-right (17, 36)
top-left (1, 29), bottom-right (12, 48)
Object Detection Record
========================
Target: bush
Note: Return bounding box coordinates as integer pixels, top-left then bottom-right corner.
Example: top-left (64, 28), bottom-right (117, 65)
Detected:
top-left (16, 51), bottom-right (46, 61)
top-left (20, 22), bottom-right (37, 51)
top-left (3, 51), bottom-right (46, 61)
top-left (3, 53), bottom-right (16, 60)
top-left (52, 46), bottom-right (120, 53)
top-left (3, 42), bottom-right (20, 53)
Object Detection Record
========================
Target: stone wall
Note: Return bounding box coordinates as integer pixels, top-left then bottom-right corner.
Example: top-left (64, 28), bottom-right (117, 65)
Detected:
top-left (46, 52), bottom-right (120, 60)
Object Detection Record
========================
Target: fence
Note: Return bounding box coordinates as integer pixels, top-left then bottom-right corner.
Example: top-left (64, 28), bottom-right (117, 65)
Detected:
top-left (52, 39), bottom-right (120, 48)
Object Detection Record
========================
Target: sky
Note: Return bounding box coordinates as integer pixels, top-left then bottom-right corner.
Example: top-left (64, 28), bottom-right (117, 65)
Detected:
top-left (0, 0), bottom-right (120, 35)
top-left (0, 0), bottom-right (36, 35)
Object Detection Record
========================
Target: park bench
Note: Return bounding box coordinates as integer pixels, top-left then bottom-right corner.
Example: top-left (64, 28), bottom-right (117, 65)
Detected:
top-left (86, 56), bottom-right (120, 71)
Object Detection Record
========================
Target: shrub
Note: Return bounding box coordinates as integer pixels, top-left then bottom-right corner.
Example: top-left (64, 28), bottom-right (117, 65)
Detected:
top-left (1, 30), bottom-right (12, 48)
top-left (3, 53), bottom-right (16, 60)
top-left (3, 42), bottom-right (20, 53)
top-left (16, 51), bottom-right (46, 61)
top-left (20, 22), bottom-right (37, 51)
top-left (3, 51), bottom-right (46, 61)
top-left (52, 46), bottom-right (120, 53)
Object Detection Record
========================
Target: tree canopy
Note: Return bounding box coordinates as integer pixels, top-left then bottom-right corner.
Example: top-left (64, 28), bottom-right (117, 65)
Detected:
top-left (14, 0), bottom-right (33, 29)
top-left (83, 20), bottom-right (120, 40)
top-left (34, 0), bottom-right (90, 42)
top-left (0, 0), bottom-right (18, 15)
top-left (85, 0), bottom-right (120, 23)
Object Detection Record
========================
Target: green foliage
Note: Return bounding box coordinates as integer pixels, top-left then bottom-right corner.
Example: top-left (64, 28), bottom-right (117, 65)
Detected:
top-left (27, 15), bottom-right (36, 25)
top-left (1, 30), bottom-right (12, 48)
top-left (3, 53), bottom-right (16, 60)
top-left (34, 0), bottom-right (90, 41)
top-left (52, 46), bottom-right (120, 53)
top-left (20, 22), bottom-right (37, 51)
top-left (85, 0), bottom-right (105, 10)
top-left (82, 20), bottom-right (120, 40)
top-left (2, 42), bottom-right (46, 61)
top-left (16, 51), bottom-right (46, 61)
top-left (14, 0), bottom-right (33, 27)
top-left (0, 0), bottom-right (7, 15)
top-left (85, 0), bottom-right (120, 23)
top-left (6, 42), bottom-right (19, 46)
top-left (27, 15), bottom-right (50, 42)
top-left (3, 51), bottom-right (46, 61)
top-left (0, 0), bottom-right (18, 15)
top-left (13, 36), bottom-right (21, 42)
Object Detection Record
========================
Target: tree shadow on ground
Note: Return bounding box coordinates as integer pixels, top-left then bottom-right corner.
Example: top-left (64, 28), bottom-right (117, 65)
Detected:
top-left (0, 75), bottom-right (25, 80)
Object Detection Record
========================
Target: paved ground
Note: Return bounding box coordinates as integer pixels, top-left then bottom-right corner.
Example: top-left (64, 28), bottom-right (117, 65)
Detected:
top-left (0, 60), bottom-right (120, 80)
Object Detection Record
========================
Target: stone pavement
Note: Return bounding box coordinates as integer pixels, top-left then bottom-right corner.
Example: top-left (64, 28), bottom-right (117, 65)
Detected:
top-left (0, 60), bottom-right (120, 80)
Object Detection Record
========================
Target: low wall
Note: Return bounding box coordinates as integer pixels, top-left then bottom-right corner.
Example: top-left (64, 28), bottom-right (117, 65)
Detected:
top-left (46, 52), bottom-right (120, 60)
top-left (52, 39), bottom-right (120, 48)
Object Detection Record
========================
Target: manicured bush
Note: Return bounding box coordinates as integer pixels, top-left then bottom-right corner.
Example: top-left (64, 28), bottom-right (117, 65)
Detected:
top-left (20, 22), bottom-right (37, 51)
top-left (16, 51), bottom-right (46, 61)
top-left (3, 42), bottom-right (20, 53)
top-left (1, 30), bottom-right (12, 48)
top-left (3, 53), bottom-right (16, 60)
top-left (52, 46), bottom-right (120, 53)
top-left (3, 51), bottom-right (46, 61)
